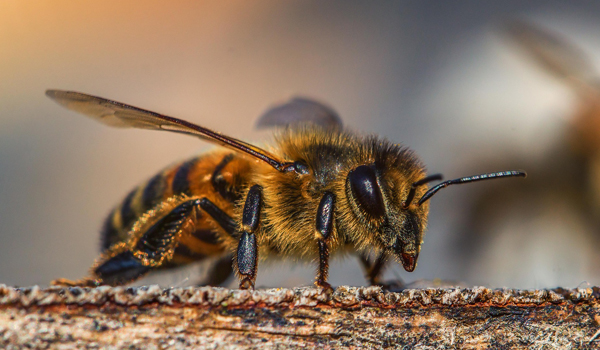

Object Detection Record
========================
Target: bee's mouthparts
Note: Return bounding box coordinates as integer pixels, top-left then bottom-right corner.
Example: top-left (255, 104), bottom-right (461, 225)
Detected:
top-left (401, 252), bottom-right (417, 272)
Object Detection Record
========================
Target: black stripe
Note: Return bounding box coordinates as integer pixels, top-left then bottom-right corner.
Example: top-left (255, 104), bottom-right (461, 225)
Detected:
top-left (120, 189), bottom-right (137, 232)
top-left (99, 212), bottom-right (121, 252)
top-left (211, 154), bottom-right (237, 202)
top-left (191, 229), bottom-right (221, 245)
top-left (142, 173), bottom-right (166, 211)
top-left (172, 158), bottom-right (198, 195)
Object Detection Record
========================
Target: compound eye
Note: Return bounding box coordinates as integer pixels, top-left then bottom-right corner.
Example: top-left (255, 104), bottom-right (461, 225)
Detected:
top-left (348, 165), bottom-right (385, 219)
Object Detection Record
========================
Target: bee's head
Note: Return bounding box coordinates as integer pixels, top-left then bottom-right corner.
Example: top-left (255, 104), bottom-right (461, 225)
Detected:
top-left (346, 164), bottom-right (526, 272)
top-left (346, 164), bottom-right (432, 272)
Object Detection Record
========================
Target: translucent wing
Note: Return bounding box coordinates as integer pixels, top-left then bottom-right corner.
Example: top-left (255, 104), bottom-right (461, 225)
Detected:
top-left (256, 97), bottom-right (342, 129)
top-left (46, 90), bottom-right (292, 171)
top-left (505, 20), bottom-right (596, 85)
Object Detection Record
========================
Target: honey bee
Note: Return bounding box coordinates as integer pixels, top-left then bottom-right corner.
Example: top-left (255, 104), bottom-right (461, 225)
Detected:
top-left (47, 90), bottom-right (526, 290)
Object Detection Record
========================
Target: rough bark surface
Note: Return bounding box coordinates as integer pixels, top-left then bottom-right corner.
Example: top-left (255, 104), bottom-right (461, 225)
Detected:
top-left (0, 284), bottom-right (599, 349)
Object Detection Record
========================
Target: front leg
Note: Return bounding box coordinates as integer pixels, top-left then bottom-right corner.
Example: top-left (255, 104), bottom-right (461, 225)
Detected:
top-left (315, 192), bottom-right (335, 291)
top-left (236, 185), bottom-right (262, 290)
top-left (359, 253), bottom-right (407, 291)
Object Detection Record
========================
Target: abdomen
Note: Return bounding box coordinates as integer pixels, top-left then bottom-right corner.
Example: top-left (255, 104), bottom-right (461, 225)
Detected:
top-left (100, 150), bottom-right (253, 264)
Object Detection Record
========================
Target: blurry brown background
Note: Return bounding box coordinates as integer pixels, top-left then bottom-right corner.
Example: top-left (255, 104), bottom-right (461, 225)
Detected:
top-left (2, 1), bottom-right (600, 289)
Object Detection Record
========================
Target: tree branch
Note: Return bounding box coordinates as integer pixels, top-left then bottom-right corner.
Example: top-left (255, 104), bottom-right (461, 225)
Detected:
top-left (0, 284), bottom-right (599, 348)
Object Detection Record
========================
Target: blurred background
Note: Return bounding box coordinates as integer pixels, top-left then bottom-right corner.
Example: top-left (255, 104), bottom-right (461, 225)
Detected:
top-left (2, 1), bottom-right (600, 289)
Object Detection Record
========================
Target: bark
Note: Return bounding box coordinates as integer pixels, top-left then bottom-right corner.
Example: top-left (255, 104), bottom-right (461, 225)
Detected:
top-left (0, 284), bottom-right (599, 349)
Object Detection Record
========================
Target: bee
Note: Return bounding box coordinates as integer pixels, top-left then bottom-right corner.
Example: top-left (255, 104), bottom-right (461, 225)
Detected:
top-left (46, 90), bottom-right (526, 290)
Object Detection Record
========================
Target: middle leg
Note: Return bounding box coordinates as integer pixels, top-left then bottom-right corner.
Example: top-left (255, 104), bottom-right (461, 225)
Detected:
top-left (236, 185), bottom-right (262, 290)
top-left (314, 192), bottom-right (336, 291)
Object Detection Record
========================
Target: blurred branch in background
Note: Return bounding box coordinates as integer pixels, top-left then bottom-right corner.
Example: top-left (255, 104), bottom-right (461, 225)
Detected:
top-left (452, 19), bottom-right (600, 288)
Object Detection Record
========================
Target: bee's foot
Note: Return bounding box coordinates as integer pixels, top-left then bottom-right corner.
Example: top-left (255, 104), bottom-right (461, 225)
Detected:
top-left (239, 277), bottom-right (255, 290)
top-left (374, 280), bottom-right (405, 292)
top-left (51, 277), bottom-right (101, 288)
top-left (315, 281), bottom-right (334, 294)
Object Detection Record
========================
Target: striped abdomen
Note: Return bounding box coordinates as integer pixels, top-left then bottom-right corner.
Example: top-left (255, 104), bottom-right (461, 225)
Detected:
top-left (100, 151), bottom-right (252, 263)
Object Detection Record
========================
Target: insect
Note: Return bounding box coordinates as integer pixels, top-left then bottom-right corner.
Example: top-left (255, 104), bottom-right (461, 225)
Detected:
top-left (46, 90), bottom-right (526, 290)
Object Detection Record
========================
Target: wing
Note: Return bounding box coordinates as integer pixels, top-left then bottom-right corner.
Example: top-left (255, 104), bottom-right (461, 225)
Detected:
top-left (46, 90), bottom-right (293, 172)
top-left (256, 97), bottom-right (342, 129)
top-left (504, 20), bottom-right (596, 85)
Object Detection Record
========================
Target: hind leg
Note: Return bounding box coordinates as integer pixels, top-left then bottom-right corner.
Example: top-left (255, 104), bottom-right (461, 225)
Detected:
top-left (52, 197), bottom-right (236, 287)
top-left (53, 245), bottom-right (153, 287)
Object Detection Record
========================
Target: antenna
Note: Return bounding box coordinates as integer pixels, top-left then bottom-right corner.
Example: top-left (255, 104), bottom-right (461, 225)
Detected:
top-left (418, 170), bottom-right (527, 205)
top-left (402, 174), bottom-right (443, 209)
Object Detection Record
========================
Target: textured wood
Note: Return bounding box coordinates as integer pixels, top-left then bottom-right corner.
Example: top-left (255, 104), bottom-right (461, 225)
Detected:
top-left (1, 284), bottom-right (600, 349)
